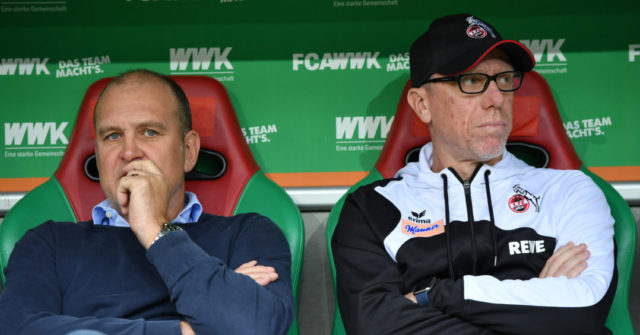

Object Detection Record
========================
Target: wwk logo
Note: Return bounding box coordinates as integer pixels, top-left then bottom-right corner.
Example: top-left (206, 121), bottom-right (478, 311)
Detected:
top-left (519, 39), bottom-right (567, 74)
top-left (170, 47), bottom-right (233, 73)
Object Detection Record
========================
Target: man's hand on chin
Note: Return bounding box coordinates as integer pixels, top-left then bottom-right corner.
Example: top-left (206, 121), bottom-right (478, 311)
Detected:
top-left (117, 159), bottom-right (170, 249)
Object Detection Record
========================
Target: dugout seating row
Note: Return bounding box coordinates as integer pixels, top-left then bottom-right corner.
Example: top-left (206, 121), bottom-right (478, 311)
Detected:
top-left (0, 73), bottom-right (635, 335)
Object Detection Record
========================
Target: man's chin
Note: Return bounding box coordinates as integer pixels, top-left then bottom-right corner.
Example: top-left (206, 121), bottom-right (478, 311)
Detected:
top-left (107, 199), bottom-right (128, 220)
top-left (473, 142), bottom-right (506, 162)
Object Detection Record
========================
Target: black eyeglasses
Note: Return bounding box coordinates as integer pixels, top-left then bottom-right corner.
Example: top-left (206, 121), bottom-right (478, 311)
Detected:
top-left (423, 70), bottom-right (525, 94)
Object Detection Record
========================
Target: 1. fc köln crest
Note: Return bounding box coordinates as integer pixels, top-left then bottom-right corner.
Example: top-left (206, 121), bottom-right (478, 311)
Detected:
top-left (508, 184), bottom-right (541, 213)
top-left (508, 194), bottom-right (531, 213)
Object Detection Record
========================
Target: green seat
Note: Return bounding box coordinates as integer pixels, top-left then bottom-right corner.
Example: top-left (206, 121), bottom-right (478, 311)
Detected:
top-left (327, 73), bottom-right (636, 334)
top-left (0, 75), bottom-right (305, 335)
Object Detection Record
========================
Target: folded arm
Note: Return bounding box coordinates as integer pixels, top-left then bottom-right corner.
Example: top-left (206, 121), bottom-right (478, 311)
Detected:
top-left (147, 214), bottom-right (294, 335)
top-left (0, 215), bottom-right (293, 335)
top-left (427, 173), bottom-right (616, 335)
top-left (0, 222), bottom-right (183, 335)
top-left (332, 195), bottom-right (497, 335)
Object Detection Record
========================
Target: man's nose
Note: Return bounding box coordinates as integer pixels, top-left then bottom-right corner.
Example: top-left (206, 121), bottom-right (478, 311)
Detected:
top-left (483, 79), bottom-right (505, 108)
top-left (121, 136), bottom-right (144, 161)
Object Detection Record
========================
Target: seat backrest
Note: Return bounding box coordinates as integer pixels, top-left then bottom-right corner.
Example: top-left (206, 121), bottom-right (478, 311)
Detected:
top-left (326, 71), bottom-right (636, 335)
top-left (0, 75), bottom-right (304, 335)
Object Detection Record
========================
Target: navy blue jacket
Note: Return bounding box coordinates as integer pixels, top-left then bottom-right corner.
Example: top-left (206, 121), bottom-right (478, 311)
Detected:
top-left (0, 213), bottom-right (294, 335)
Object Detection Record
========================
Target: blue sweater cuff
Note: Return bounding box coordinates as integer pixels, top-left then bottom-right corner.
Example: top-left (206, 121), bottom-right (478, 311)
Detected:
top-left (415, 290), bottom-right (429, 307)
top-left (144, 320), bottom-right (182, 334)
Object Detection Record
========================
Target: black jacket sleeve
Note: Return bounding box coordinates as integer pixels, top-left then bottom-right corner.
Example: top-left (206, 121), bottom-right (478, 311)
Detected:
top-left (332, 194), bottom-right (497, 335)
top-left (429, 271), bottom-right (616, 335)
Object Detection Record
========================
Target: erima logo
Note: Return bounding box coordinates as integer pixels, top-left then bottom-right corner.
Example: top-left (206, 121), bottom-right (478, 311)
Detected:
top-left (0, 58), bottom-right (50, 76)
top-left (4, 122), bottom-right (69, 146)
top-left (519, 39), bottom-right (566, 63)
top-left (411, 210), bottom-right (425, 218)
top-left (169, 47), bottom-right (233, 73)
top-left (630, 44), bottom-right (640, 62)
top-left (508, 240), bottom-right (546, 255)
top-left (408, 210), bottom-right (430, 224)
top-left (335, 116), bottom-right (393, 140)
top-left (292, 52), bottom-right (381, 71)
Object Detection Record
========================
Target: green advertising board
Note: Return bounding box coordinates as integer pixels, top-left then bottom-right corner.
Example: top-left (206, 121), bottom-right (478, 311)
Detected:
top-left (1, 0), bottom-right (639, 193)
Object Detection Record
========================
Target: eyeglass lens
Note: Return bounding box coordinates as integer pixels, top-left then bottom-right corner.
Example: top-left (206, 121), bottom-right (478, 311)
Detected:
top-left (460, 72), bottom-right (523, 93)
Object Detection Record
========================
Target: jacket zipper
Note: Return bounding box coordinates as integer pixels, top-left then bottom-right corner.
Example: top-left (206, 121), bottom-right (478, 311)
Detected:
top-left (463, 180), bottom-right (478, 275)
top-left (449, 166), bottom-right (483, 276)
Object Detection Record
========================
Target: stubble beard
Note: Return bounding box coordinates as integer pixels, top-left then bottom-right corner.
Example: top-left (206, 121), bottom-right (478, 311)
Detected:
top-left (472, 135), bottom-right (508, 163)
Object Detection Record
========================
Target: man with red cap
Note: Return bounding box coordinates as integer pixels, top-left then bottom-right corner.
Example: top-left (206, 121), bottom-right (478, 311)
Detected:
top-left (332, 14), bottom-right (615, 334)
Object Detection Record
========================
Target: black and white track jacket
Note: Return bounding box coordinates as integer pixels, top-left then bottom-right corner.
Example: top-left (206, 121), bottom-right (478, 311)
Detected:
top-left (332, 142), bottom-right (616, 335)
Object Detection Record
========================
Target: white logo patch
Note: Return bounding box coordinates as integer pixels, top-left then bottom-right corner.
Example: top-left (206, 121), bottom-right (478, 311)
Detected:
top-left (508, 240), bottom-right (546, 255)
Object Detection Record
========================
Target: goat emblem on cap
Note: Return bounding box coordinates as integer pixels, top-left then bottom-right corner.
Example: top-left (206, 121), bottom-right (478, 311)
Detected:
top-left (465, 16), bottom-right (496, 39)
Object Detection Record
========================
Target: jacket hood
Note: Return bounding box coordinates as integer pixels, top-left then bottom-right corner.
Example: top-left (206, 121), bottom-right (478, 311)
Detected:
top-left (395, 142), bottom-right (535, 187)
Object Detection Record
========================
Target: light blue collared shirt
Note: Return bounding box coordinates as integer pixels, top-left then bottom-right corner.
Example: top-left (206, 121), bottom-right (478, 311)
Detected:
top-left (91, 191), bottom-right (203, 227)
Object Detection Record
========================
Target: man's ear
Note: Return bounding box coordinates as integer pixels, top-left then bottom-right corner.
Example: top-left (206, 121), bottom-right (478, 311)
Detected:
top-left (183, 130), bottom-right (201, 173)
top-left (407, 87), bottom-right (431, 124)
